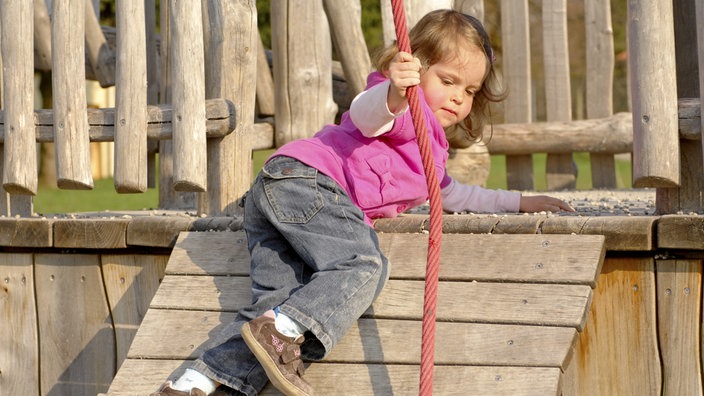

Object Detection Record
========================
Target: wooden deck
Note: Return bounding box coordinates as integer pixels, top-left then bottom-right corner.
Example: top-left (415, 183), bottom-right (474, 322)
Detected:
top-left (104, 230), bottom-right (605, 395)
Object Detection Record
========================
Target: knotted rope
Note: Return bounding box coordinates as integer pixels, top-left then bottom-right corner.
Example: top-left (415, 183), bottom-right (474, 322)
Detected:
top-left (389, 2), bottom-right (443, 395)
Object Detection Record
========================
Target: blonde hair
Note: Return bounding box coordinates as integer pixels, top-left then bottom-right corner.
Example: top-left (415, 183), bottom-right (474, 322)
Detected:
top-left (373, 9), bottom-right (507, 148)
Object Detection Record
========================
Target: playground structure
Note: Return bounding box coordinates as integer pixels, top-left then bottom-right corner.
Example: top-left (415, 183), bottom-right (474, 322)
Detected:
top-left (1, 0), bottom-right (704, 395)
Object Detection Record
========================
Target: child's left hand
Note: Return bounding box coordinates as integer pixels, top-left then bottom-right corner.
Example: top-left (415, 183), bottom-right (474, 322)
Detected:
top-left (519, 195), bottom-right (575, 213)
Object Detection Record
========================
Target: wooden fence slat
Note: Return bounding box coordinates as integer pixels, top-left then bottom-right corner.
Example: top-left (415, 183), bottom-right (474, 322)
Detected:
top-left (1, 0), bottom-right (37, 196)
top-left (271, 0), bottom-right (336, 146)
top-left (35, 254), bottom-right (116, 395)
top-left (628, 0), bottom-right (680, 188)
top-left (656, 259), bottom-right (703, 396)
top-left (51, 0), bottom-right (94, 190)
top-left (543, 0), bottom-right (576, 190)
top-left (322, 0), bottom-right (371, 97)
top-left (0, 253), bottom-right (39, 396)
top-left (202, 0), bottom-right (257, 215)
top-left (585, 0), bottom-right (617, 188)
top-left (84, 0), bottom-right (115, 88)
top-left (500, 0), bottom-right (534, 190)
top-left (33, 0), bottom-right (52, 70)
top-left (255, 30), bottom-right (275, 117)
top-left (114, 0), bottom-right (148, 193)
top-left (169, 0), bottom-right (207, 192)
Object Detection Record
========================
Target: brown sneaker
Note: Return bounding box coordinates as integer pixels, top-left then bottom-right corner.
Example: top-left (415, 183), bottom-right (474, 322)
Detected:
top-left (241, 315), bottom-right (314, 396)
top-left (150, 381), bottom-right (206, 396)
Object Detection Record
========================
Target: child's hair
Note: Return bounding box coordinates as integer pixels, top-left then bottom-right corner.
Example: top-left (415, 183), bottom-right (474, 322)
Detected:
top-left (373, 9), bottom-right (507, 148)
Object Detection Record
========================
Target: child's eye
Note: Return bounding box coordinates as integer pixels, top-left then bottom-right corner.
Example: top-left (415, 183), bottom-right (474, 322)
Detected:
top-left (465, 89), bottom-right (476, 96)
top-left (442, 79), bottom-right (453, 85)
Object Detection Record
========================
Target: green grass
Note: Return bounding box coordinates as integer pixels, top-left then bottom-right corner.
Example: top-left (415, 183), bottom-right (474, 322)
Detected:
top-left (33, 150), bottom-right (632, 214)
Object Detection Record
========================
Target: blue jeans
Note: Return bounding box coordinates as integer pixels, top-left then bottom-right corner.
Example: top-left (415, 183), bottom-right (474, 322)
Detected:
top-left (191, 156), bottom-right (390, 395)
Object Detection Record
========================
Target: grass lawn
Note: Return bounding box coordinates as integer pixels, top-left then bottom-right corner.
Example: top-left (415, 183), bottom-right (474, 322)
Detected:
top-left (33, 150), bottom-right (632, 214)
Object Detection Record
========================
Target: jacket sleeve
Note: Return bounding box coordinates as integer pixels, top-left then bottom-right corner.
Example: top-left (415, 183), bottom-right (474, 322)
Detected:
top-left (441, 176), bottom-right (521, 213)
top-left (349, 79), bottom-right (408, 137)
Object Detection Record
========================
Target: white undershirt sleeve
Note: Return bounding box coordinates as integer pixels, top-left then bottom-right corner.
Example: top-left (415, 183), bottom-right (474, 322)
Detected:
top-left (441, 177), bottom-right (522, 213)
top-left (349, 80), bottom-right (409, 137)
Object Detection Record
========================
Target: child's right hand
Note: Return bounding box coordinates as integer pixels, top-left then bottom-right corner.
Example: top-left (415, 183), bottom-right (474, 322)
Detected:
top-left (387, 51), bottom-right (421, 113)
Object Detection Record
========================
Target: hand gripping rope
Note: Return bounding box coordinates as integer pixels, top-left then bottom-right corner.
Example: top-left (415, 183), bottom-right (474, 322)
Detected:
top-left (389, 1), bottom-right (443, 395)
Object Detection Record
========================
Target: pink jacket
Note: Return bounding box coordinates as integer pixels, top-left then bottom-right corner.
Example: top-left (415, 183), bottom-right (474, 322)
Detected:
top-left (273, 72), bottom-right (450, 225)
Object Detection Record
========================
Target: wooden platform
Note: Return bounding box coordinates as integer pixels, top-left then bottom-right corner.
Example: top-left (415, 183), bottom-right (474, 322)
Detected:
top-left (104, 230), bottom-right (605, 395)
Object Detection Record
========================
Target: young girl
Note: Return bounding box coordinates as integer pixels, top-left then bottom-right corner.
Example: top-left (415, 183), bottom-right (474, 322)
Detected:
top-left (152, 9), bottom-right (573, 396)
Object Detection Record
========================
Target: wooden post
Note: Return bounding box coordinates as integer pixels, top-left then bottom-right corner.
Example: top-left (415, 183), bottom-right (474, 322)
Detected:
top-left (1, 0), bottom-right (37, 196)
top-left (543, 0), bottom-right (576, 190)
top-left (202, 0), bottom-right (257, 215)
top-left (628, 0), bottom-right (680, 189)
top-left (698, 0), bottom-right (704, 196)
top-left (84, 0), bottom-right (115, 88)
top-left (322, 0), bottom-right (371, 98)
top-left (500, 0), bottom-right (533, 190)
top-left (453, 0), bottom-right (484, 21)
top-left (271, 0), bottom-right (336, 146)
top-left (114, 0), bottom-right (148, 193)
top-left (169, 0), bottom-right (207, 192)
top-left (52, 0), bottom-right (94, 190)
top-left (585, 0), bottom-right (617, 189)
top-left (145, 0), bottom-right (159, 188)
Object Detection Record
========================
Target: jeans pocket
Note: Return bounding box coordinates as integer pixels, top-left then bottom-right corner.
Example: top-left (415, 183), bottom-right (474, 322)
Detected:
top-left (262, 157), bottom-right (324, 223)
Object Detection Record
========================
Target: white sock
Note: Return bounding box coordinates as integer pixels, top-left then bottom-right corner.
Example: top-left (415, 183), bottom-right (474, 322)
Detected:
top-left (275, 311), bottom-right (306, 339)
top-left (172, 368), bottom-right (218, 395)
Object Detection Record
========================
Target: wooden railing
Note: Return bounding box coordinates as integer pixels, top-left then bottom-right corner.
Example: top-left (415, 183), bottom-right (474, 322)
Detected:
top-left (0, 0), bottom-right (701, 218)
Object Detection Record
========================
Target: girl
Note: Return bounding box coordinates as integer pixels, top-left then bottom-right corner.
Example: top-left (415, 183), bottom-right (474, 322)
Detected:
top-left (153, 9), bottom-right (573, 396)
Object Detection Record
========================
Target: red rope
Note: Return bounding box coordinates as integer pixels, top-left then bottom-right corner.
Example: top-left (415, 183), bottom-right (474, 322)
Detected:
top-left (389, 2), bottom-right (443, 395)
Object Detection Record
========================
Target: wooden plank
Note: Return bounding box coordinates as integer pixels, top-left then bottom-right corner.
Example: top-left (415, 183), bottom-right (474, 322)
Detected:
top-left (114, 0), bottom-right (148, 193)
top-left (0, 253), bottom-right (39, 395)
top-left (561, 258), bottom-right (661, 395)
top-left (53, 218), bottom-right (129, 249)
top-left (129, 309), bottom-right (575, 368)
top-left (1, 0), bottom-right (37, 195)
top-left (201, 0), bottom-right (257, 215)
top-left (165, 232), bottom-right (604, 285)
top-left (35, 254), bottom-right (116, 395)
top-left (629, 0), bottom-right (680, 188)
top-left (51, 0), bottom-right (94, 190)
top-left (255, 30), bottom-right (275, 117)
top-left (165, 231), bottom-right (250, 275)
top-left (108, 359), bottom-right (561, 396)
top-left (0, 218), bottom-right (52, 247)
top-left (542, 0), bottom-right (576, 190)
top-left (382, 233), bottom-right (604, 286)
top-left (169, 0), bottom-right (207, 192)
top-left (125, 215), bottom-right (193, 248)
top-left (656, 259), bottom-right (703, 396)
top-left (150, 276), bottom-right (592, 329)
top-left (500, 0), bottom-right (534, 190)
top-left (542, 216), bottom-right (656, 251)
top-left (102, 254), bottom-right (169, 366)
top-left (657, 215), bottom-right (704, 249)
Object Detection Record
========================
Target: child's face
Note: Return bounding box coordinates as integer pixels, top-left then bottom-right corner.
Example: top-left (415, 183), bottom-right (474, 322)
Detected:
top-left (419, 47), bottom-right (487, 128)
